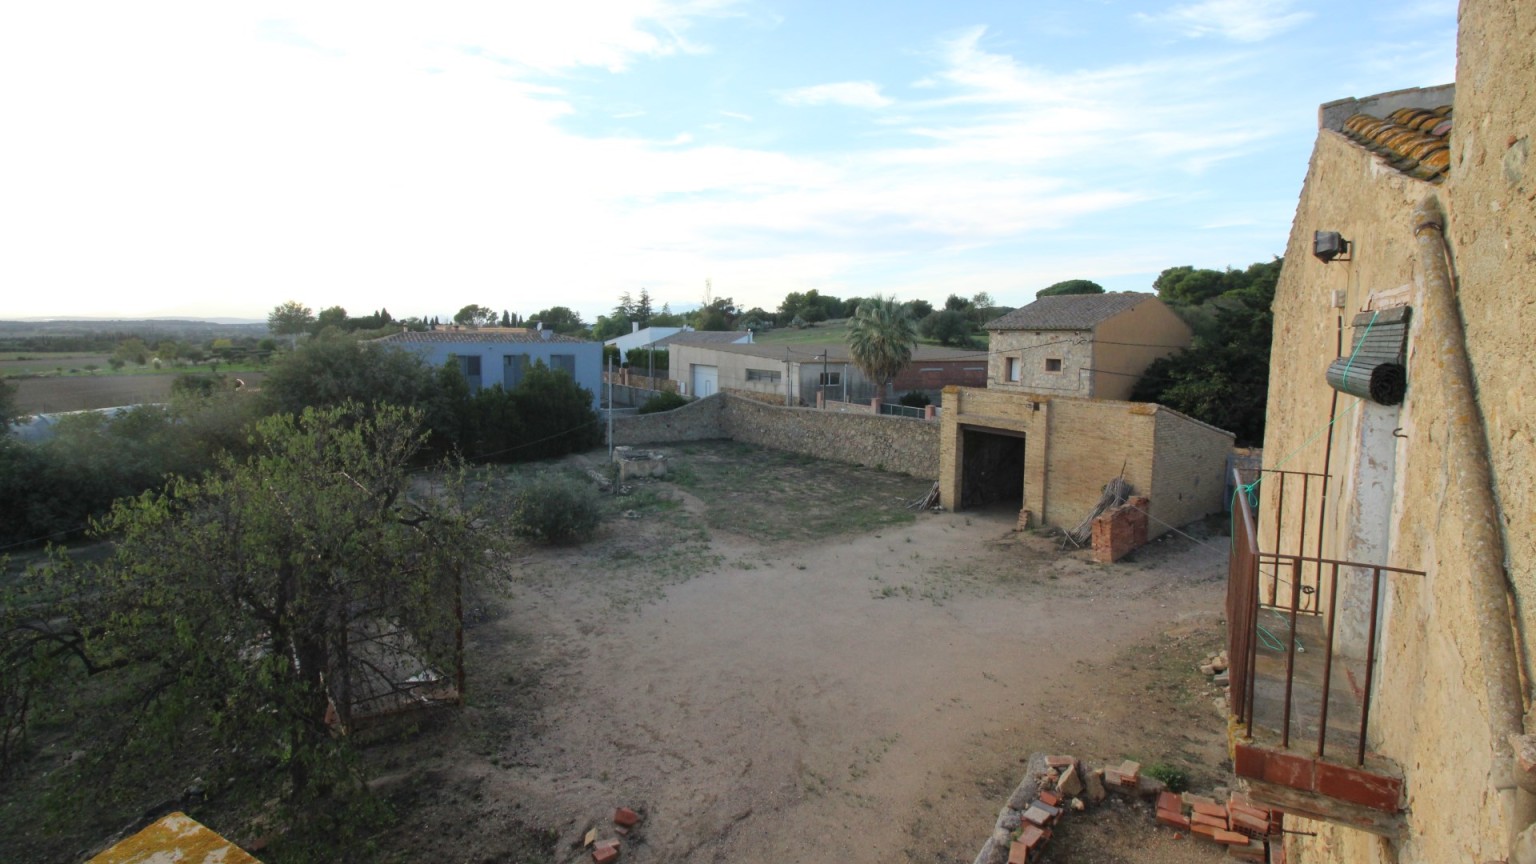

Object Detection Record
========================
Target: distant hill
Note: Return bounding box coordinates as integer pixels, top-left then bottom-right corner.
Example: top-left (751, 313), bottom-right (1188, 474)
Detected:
top-left (0, 318), bottom-right (271, 348)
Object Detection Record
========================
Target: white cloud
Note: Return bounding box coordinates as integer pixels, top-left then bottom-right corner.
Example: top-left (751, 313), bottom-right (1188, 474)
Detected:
top-left (1137, 0), bottom-right (1313, 42)
top-left (0, 3), bottom-right (1304, 321)
top-left (779, 81), bottom-right (894, 109)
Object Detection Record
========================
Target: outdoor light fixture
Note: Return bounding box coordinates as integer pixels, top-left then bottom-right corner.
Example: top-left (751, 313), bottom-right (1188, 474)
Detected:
top-left (1313, 230), bottom-right (1352, 263)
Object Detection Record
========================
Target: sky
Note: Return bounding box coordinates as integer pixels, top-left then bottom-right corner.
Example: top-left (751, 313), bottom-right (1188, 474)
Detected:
top-left (0, 0), bottom-right (1457, 325)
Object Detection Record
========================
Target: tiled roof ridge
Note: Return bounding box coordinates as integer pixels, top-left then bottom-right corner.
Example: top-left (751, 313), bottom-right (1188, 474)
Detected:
top-left (982, 291), bottom-right (1154, 331)
top-left (1339, 104), bottom-right (1452, 182)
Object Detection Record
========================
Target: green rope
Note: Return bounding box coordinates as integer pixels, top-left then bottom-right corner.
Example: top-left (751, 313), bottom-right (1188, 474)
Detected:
top-left (1235, 309), bottom-right (1382, 505)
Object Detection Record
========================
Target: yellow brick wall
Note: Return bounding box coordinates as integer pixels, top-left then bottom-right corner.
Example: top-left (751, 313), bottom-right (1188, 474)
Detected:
top-left (939, 388), bottom-right (1232, 537)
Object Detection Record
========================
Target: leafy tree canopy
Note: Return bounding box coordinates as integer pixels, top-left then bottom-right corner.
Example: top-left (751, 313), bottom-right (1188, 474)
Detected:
top-left (693, 297), bottom-right (738, 331)
top-left (530, 306), bottom-right (587, 335)
top-left (919, 308), bottom-right (977, 347)
top-left (314, 305), bottom-right (349, 334)
top-left (1036, 279), bottom-right (1105, 298)
top-left (258, 334), bottom-right (438, 423)
top-left (1131, 258), bottom-right (1282, 445)
top-left (268, 300), bottom-right (316, 345)
top-left (453, 304), bottom-right (497, 327)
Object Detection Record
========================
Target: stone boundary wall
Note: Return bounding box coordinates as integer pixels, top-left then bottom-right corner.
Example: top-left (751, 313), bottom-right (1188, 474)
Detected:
top-left (723, 387), bottom-right (788, 406)
top-left (722, 396), bottom-right (939, 479)
top-left (611, 394), bottom-right (939, 479)
top-left (610, 393), bottom-right (726, 444)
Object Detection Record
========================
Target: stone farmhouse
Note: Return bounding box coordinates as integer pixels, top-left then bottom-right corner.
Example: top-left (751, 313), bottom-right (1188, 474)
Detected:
top-left (982, 292), bottom-right (1190, 400)
top-left (1221, 3), bottom-right (1536, 862)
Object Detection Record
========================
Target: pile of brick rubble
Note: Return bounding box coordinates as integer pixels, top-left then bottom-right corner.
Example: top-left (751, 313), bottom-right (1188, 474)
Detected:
top-left (973, 752), bottom-right (1279, 863)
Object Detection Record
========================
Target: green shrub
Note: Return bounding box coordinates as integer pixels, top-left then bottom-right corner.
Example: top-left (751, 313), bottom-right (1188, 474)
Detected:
top-left (897, 391), bottom-right (931, 409)
top-left (511, 475), bottom-right (602, 544)
top-left (638, 391), bottom-right (689, 414)
top-left (1144, 762), bottom-right (1189, 792)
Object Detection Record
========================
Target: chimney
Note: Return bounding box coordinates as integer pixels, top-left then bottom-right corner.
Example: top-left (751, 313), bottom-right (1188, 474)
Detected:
top-left (632, 321), bottom-right (640, 333)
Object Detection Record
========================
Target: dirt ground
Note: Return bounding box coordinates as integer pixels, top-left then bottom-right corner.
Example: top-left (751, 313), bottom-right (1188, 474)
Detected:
top-left (364, 441), bottom-right (1235, 864)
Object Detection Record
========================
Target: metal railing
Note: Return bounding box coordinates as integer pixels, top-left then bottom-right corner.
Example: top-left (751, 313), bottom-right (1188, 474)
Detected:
top-left (878, 402), bottom-right (928, 419)
top-left (1228, 469), bottom-right (1423, 766)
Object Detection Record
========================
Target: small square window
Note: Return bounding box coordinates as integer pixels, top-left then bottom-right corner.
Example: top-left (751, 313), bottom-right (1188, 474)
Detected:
top-left (1045, 358), bottom-right (1063, 372)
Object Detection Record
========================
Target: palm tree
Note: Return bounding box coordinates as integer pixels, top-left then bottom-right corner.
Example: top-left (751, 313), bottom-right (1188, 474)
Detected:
top-left (846, 295), bottom-right (917, 400)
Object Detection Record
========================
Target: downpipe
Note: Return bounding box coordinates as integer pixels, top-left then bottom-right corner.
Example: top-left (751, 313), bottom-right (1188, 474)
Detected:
top-left (1410, 195), bottom-right (1533, 859)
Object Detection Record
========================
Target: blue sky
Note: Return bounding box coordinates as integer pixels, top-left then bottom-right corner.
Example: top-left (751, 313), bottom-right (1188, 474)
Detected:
top-left (0, 0), bottom-right (1456, 324)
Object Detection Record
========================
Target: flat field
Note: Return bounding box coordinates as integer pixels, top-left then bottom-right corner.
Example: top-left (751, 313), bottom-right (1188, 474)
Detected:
top-left (6, 370), bottom-right (266, 413)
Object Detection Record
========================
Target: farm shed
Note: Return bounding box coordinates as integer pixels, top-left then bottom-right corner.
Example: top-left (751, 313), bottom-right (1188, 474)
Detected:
top-left (938, 386), bottom-right (1232, 538)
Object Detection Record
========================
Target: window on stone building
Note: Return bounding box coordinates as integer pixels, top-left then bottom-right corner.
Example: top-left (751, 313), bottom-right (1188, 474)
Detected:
top-left (1045, 358), bottom-right (1063, 372)
top-left (1005, 357), bottom-right (1021, 382)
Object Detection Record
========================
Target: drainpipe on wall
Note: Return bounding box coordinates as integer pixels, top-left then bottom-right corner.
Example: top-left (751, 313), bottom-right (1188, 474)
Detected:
top-left (1412, 196), bottom-right (1534, 858)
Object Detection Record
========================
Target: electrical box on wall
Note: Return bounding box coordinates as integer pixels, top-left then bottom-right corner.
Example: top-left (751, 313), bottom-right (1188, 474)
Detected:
top-left (1331, 289), bottom-right (1347, 308)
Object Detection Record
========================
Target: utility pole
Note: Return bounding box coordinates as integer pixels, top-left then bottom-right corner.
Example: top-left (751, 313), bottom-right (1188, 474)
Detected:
top-left (821, 350), bottom-right (828, 408)
top-left (607, 353), bottom-right (614, 462)
top-left (785, 348), bottom-right (793, 406)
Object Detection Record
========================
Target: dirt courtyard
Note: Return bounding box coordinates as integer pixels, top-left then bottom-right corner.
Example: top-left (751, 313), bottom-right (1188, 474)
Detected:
top-left (371, 441), bottom-right (1234, 864)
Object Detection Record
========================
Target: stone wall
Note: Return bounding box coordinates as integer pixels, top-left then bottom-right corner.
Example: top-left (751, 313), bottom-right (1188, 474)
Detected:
top-left (987, 330), bottom-right (1094, 397)
top-left (610, 393), bottom-right (726, 445)
top-left (611, 393), bottom-right (940, 479)
top-left (721, 396), bottom-right (939, 478)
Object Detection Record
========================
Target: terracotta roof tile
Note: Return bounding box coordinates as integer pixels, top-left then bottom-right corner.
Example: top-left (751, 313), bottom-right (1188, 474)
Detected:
top-left (1339, 104), bottom-right (1452, 182)
top-left (983, 292), bottom-right (1156, 331)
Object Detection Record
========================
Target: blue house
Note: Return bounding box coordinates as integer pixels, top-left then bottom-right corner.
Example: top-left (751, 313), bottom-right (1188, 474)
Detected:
top-left (374, 328), bottom-right (603, 409)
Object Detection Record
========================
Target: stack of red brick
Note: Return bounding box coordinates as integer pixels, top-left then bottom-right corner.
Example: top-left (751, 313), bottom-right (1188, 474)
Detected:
top-left (589, 807), bottom-right (642, 863)
top-left (1006, 789), bottom-right (1064, 863)
top-left (1155, 790), bottom-right (1277, 861)
top-left (1090, 496), bottom-right (1150, 563)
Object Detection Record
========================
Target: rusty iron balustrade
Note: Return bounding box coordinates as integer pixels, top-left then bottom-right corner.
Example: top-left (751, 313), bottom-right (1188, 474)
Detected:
top-left (1228, 469), bottom-right (1424, 767)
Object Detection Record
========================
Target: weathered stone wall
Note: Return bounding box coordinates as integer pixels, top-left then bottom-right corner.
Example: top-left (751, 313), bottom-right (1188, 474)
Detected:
top-left (611, 394), bottom-right (939, 478)
top-left (724, 387), bottom-right (788, 406)
top-left (1268, 6), bottom-right (1536, 861)
top-left (610, 393), bottom-right (727, 445)
top-left (722, 396), bottom-right (939, 478)
top-left (987, 330), bottom-right (1093, 396)
top-left (1447, 0), bottom-right (1536, 713)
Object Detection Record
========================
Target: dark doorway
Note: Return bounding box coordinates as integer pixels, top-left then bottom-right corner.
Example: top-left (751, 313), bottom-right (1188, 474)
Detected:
top-left (960, 428), bottom-right (1025, 509)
